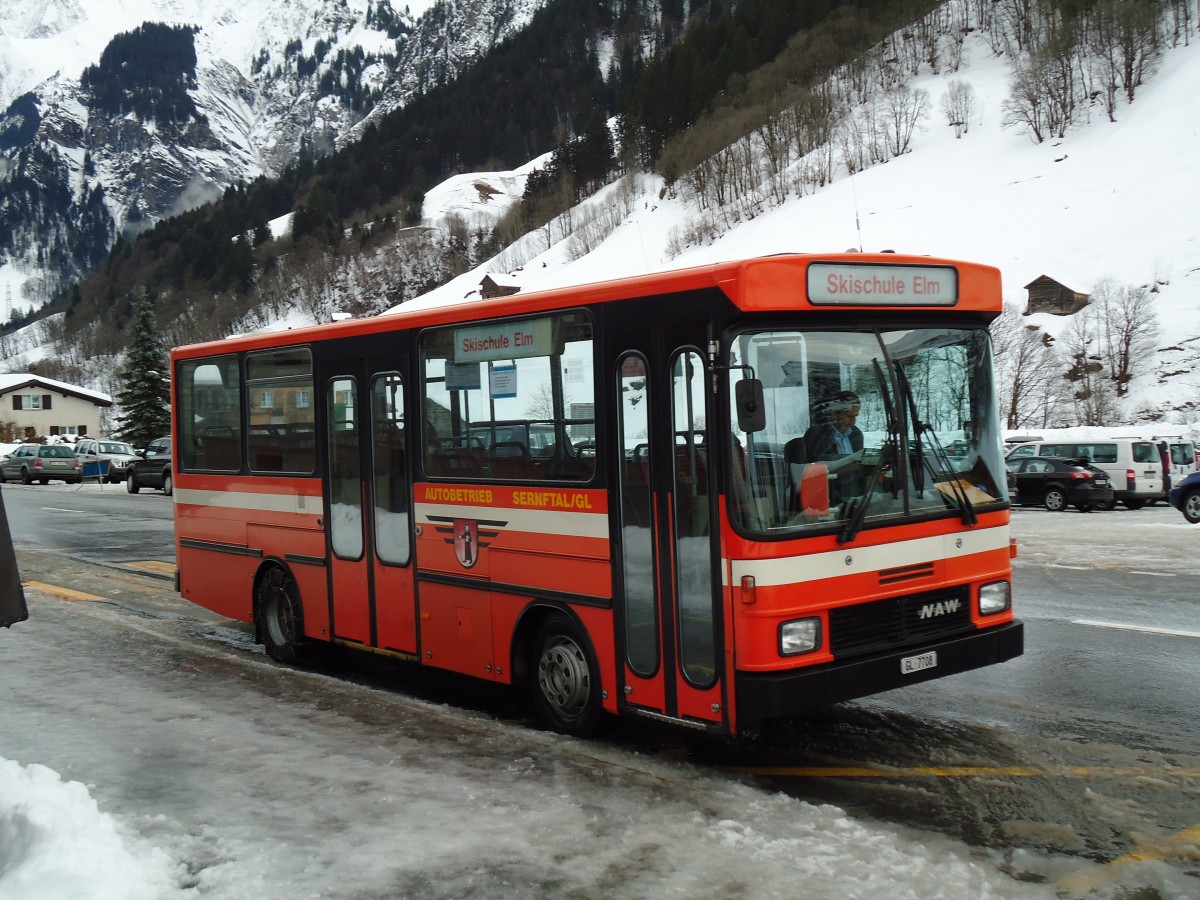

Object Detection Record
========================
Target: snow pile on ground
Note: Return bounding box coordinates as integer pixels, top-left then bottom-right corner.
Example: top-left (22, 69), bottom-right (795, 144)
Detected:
top-left (0, 759), bottom-right (179, 900)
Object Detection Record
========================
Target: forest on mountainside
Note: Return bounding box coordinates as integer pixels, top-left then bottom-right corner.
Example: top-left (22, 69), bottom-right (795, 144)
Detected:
top-left (80, 23), bottom-right (204, 125)
top-left (30, 0), bottom-right (924, 368)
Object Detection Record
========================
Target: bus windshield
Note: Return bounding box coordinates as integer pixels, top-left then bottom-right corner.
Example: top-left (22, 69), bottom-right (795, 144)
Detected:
top-left (727, 326), bottom-right (1008, 536)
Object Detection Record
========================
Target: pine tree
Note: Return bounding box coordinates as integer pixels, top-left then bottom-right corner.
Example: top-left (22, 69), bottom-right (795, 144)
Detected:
top-left (113, 292), bottom-right (171, 448)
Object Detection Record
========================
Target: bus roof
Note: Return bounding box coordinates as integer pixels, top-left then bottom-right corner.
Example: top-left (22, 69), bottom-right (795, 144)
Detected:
top-left (172, 251), bottom-right (1002, 360)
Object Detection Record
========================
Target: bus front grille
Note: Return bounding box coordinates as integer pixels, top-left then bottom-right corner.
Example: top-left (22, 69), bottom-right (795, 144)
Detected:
top-left (828, 586), bottom-right (973, 658)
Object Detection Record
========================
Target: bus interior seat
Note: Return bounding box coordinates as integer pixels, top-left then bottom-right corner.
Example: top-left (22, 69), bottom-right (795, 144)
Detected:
top-left (374, 433), bottom-right (407, 509)
top-left (203, 426), bottom-right (241, 470)
top-left (487, 441), bottom-right (534, 479)
top-left (429, 438), bottom-right (484, 477)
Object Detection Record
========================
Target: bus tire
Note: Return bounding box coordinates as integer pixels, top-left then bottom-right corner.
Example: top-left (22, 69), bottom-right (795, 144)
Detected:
top-left (530, 613), bottom-right (602, 737)
top-left (257, 564), bottom-right (318, 665)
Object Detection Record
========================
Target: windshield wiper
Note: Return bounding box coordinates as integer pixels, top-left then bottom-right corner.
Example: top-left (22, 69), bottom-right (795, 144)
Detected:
top-left (838, 443), bottom-right (895, 544)
top-left (923, 422), bottom-right (978, 525)
top-left (893, 365), bottom-right (926, 497)
top-left (895, 365), bottom-right (977, 526)
top-left (838, 359), bottom-right (898, 544)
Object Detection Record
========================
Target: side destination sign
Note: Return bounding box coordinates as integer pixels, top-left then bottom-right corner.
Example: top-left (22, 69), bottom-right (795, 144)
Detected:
top-left (807, 263), bottom-right (958, 306)
top-left (456, 317), bottom-right (554, 363)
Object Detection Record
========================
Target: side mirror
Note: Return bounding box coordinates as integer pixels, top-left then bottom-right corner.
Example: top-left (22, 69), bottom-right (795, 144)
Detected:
top-left (735, 379), bottom-right (766, 433)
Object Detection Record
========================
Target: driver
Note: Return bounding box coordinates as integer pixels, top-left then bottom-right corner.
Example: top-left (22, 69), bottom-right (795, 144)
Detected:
top-left (802, 390), bottom-right (863, 462)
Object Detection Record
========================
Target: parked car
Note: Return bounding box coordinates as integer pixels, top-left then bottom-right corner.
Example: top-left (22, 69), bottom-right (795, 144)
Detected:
top-left (126, 435), bottom-right (172, 495)
top-left (1153, 435), bottom-right (1199, 483)
top-left (1004, 437), bottom-right (1161, 509)
top-left (0, 443), bottom-right (83, 484)
top-left (1168, 470), bottom-right (1200, 523)
top-left (1009, 456), bottom-right (1114, 512)
top-left (75, 438), bottom-right (140, 483)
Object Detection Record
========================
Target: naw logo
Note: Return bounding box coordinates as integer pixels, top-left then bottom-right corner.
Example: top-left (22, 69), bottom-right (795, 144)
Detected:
top-left (918, 598), bottom-right (960, 619)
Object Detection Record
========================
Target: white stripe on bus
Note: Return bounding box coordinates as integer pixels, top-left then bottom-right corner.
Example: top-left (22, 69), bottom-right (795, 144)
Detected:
top-left (415, 502), bottom-right (609, 540)
top-left (175, 488), bottom-right (321, 515)
top-left (173, 491), bottom-right (610, 539)
top-left (725, 525), bottom-right (1011, 587)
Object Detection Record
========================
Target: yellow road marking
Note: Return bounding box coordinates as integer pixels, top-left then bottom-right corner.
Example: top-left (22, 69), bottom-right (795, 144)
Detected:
top-left (23, 580), bottom-right (105, 602)
top-left (737, 765), bottom-right (1200, 778)
top-left (124, 560), bottom-right (176, 575)
top-left (1058, 823), bottom-right (1200, 892)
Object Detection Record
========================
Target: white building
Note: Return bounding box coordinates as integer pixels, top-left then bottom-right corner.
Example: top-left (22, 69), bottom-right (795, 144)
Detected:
top-left (0, 374), bottom-right (112, 441)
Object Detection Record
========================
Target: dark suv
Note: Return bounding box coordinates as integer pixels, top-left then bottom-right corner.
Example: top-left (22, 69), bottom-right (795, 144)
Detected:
top-left (126, 436), bottom-right (173, 495)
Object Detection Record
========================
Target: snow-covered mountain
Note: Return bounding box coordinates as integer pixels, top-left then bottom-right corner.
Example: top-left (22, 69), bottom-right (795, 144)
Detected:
top-left (0, 0), bottom-right (544, 313)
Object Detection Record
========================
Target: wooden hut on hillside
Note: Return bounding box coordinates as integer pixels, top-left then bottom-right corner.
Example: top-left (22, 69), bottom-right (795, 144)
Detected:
top-left (1023, 275), bottom-right (1089, 315)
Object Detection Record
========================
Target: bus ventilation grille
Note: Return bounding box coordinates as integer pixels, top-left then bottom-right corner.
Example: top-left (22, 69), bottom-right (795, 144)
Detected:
top-left (878, 561), bottom-right (935, 585)
top-left (828, 586), bottom-right (972, 658)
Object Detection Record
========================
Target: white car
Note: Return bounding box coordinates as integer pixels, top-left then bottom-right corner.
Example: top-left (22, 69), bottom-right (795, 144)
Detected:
top-left (74, 438), bottom-right (140, 483)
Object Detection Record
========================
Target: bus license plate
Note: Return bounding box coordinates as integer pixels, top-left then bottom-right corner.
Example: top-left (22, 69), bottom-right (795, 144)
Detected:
top-left (901, 651), bottom-right (937, 675)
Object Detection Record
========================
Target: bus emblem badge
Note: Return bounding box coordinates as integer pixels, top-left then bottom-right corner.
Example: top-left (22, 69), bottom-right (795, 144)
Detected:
top-left (454, 519), bottom-right (479, 568)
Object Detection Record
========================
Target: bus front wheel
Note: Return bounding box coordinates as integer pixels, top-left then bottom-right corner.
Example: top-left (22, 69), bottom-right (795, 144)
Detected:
top-left (530, 614), bottom-right (602, 737)
top-left (257, 565), bottom-right (318, 665)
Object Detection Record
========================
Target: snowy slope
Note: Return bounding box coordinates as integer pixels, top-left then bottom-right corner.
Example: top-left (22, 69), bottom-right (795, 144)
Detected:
top-left (410, 34), bottom-right (1200, 425)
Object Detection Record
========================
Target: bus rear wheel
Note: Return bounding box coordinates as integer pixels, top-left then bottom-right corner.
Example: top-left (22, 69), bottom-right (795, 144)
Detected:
top-left (257, 565), bottom-right (318, 665)
top-left (530, 613), bottom-right (602, 737)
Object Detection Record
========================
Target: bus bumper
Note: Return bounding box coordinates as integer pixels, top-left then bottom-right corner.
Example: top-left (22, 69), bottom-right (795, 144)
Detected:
top-left (735, 620), bottom-right (1024, 728)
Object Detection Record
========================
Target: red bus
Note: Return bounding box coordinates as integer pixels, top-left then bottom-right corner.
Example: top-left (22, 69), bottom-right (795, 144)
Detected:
top-left (170, 251), bottom-right (1022, 737)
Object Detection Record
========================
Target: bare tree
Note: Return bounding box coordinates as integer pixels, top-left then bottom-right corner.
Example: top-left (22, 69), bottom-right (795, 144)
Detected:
top-left (940, 79), bottom-right (977, 137)
top-left (1087, 0), bottom-right (1124, 121)
top-left (1000, 55), bottom-right (1051, 142)
top-left (1111, 0), bottom-right (1162, 102)
top-left (995, 0), bottom-right (1039, 54)
top-left (881, 84), bottom-right (929, 156)
top-left (1091, 277), bottom-right (1161, 397)
top-left (1061, 304), bottom-right (1119, 425)
top-left (991, 302), bottom-right (1069, 428)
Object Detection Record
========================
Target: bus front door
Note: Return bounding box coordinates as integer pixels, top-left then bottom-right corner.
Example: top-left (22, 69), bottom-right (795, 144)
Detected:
top-left (322, 362), bottom-right (417, 657)
top-left (614, 337), bottom-right (725, 730)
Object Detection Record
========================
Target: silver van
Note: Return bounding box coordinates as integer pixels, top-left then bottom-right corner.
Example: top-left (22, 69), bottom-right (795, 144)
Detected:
top-left (1005, 438), bottom-right (1163, 509)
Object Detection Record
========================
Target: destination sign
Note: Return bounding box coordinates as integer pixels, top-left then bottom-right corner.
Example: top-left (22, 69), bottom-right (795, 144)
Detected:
top-left (455, 317), bottom-right (553, 363)
top-left (807, 263), bottom-right (958, 306)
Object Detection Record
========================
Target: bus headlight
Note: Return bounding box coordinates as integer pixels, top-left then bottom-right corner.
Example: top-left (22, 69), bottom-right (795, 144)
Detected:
top-left (779, 618), bottom-right (821, 656)
top-left (979, 581), bottom-right (1011, 616)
